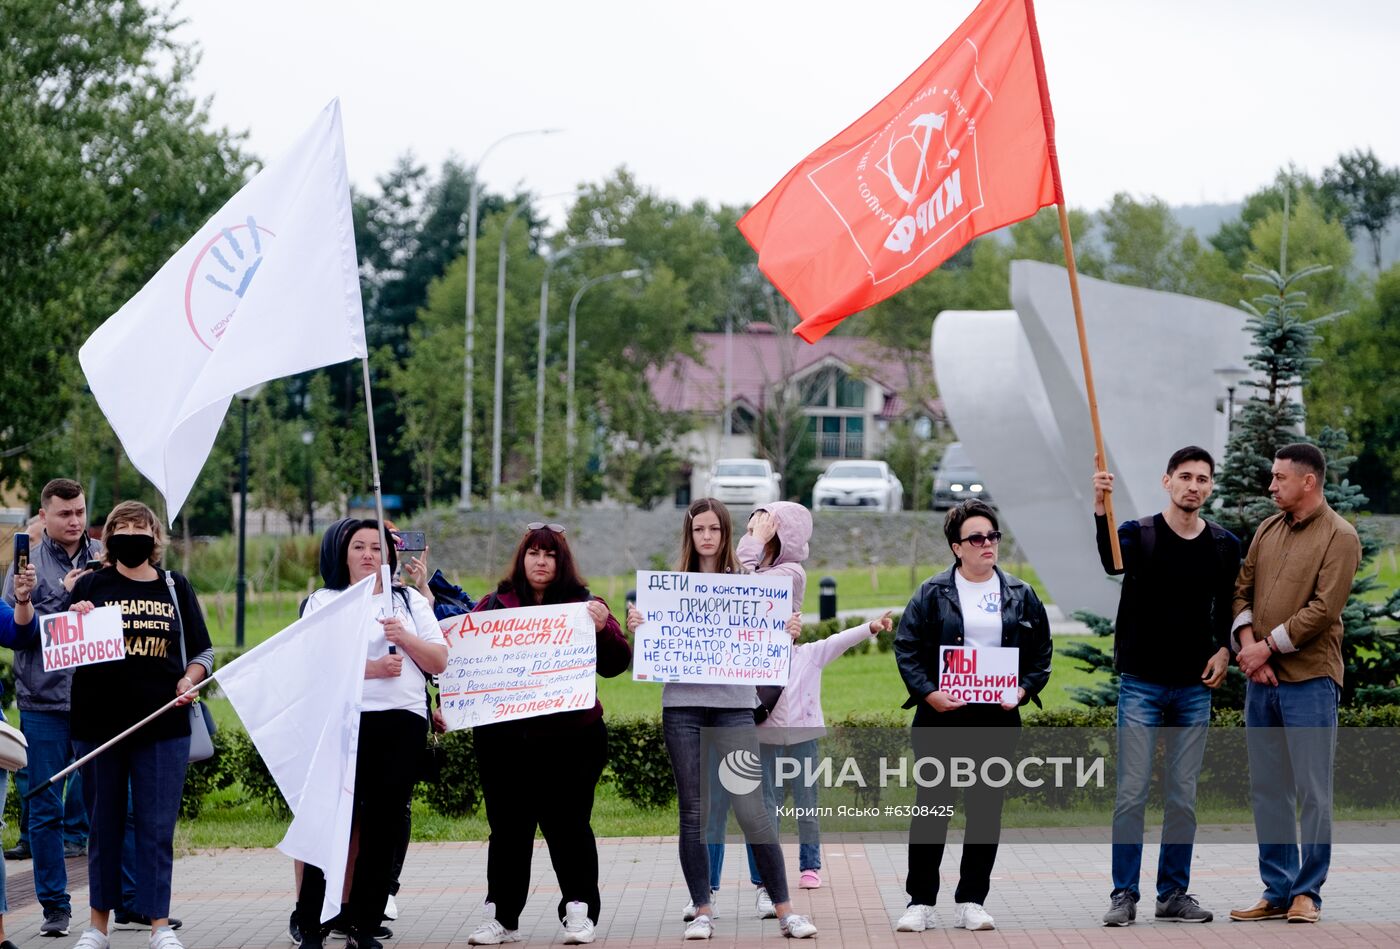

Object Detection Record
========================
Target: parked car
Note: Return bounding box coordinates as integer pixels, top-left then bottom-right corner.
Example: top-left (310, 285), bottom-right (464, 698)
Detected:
top-left (932, 441), bottom-right (992, 509)
top-left (704, 458), bottom-right (782, 507)
top-left (812, 460), bottom-right (904, 512)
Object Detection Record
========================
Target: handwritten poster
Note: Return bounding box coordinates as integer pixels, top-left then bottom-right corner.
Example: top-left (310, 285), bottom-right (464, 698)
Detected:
top-left (632, 571), bottom-right (793, 685)
top-left (938, 645), bottom-right (1019, 704)
top-left (437, 602), bottom-right (596, 728)
top-left (41, 606), bottom-right (126, 672)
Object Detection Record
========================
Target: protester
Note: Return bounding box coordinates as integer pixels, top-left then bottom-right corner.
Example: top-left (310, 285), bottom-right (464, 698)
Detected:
top-left (465, 522), bottom-right (630, 946)
top-left (65, 501), bottom-right (213, 949)
top-left (626, 498), bottom-right (818, 940)
top-left (293, 518), bottom-right (447, 949)
top-left (1, 479), bottom-right (99, 936)
top-left (0, 562), bottom-right (37, 949)
top-left (1228, 444), bottom-right (1360, 925)
top-left (893, 499), bottom-right (1053, 933)
top-left (1092, 447), bottom-right (1240, 926)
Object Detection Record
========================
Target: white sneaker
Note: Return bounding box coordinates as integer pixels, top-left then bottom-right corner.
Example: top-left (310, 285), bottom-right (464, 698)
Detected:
top-left (755, 885), bottom-right (777, 919)
top-left (955, 902), bottom-right (995, 931)
top-left (895, 903), bottom-right (938, 932)
top-left (561, 901), bottom-right (595, 945)
top-left (682, 889), bottom-right (720, 921)
top-left (779, 913), bottom-right (818, 939)
top-left (683, 914), bottom-right (713, 939)
top-left (150, 927), bottom-right (185, 949)
top-left (73, 931), bottom-right (111, 949)
top-left (467, 902), bottom-right (521, 945)
top-left (384, 894), bottom-right (399, 921)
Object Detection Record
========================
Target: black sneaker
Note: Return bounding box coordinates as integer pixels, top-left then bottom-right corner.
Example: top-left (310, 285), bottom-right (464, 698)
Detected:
top-left (1155, 889), bottom-right (1213, 923)
top-left (40, 907), bottom-right (72, 937)
top-left (1102, 891), bottom-right (1136, 926)
top-left (3, 841), bottom-right (31, 861)
top-left (290, 911), bottom-right (303, 947)
top-left (64, 842), bottom-right (87, 858)
top-left (329, 921), bottom-right (391, 942)
top-left (114, 912), bottom-right (182, 931)
top-left (3, 938), bottom-right (22, 949)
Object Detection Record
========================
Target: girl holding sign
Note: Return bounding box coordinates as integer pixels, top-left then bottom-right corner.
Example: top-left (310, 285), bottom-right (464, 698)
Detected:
top-left (892, 500), bottom-right (1053, 933)
top-left (626, 498), bottom-right (819, 940)
top-left (66, 502), bottom-right (214, 949)
top-left (466, 523), bottom-right (630, 947)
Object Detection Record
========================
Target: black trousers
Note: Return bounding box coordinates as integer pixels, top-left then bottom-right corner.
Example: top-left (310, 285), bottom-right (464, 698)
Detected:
top-left (475, 717), bottom-right (609, 929)
top-left (905, 704), bottom-right (1019, 907)
top-left (298, 710), bottom-right (427, 940)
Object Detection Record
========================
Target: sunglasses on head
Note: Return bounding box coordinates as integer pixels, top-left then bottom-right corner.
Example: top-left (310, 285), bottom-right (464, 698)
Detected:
top-left (958, 530), bottom-right (1002, 548)
top-left (527, 522), bottom-right (566, 534)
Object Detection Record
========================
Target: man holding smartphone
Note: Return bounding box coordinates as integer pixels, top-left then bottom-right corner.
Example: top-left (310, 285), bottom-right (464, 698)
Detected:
top-left (2, 479), bottom-right (99, 936)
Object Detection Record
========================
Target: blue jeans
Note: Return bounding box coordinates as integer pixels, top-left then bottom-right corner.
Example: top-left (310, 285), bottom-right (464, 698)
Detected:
top-left (0, 762), bottom-right (9, 912)
top-left (709, 740), bottom-right (825, 886)
top-left (1246, 677), bottom-right (1338, 909)
top-left (76, 734), bottom-right (189, 918)
top-left (20, 710), bottom-right (74, 912)
top-left (12, 767), bottom-right (89, 849)
top-left (1110, 675), bottom-right (1212, 901)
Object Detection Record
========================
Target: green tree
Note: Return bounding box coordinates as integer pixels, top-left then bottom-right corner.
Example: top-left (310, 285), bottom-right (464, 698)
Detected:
top-left (1097, 193), bottom-right (1237, 302)
top-left (1007, 206), bottom-right (1105, 277)
top-left (1320, 148), bottom-right (1400, 273)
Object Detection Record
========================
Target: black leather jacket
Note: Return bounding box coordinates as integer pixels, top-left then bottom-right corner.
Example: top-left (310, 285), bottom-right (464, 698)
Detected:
top-left (894, 565), bottom-right (1054, 710)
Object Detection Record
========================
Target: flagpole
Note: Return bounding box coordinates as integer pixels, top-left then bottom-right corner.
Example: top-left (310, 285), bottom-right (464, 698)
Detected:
top-left (25, 679), bottom-right (219, 800)
top-left (1022, 0), bottom-right (1122, 569)
top-left (359, 357), bottom-right (398, 637)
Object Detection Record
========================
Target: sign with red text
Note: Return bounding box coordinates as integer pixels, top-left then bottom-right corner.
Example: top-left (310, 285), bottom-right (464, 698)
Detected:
top-left (632, 571), bottom-right (793, 685)
top-left (938, 645), bottom-right (1019, 704)
top-left (40, 606), bottom-right (125, 672)
top-left (436, 602), bottom-right (595, 729)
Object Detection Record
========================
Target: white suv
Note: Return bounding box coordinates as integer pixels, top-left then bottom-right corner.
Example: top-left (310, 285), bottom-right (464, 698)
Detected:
top-left (703, 458), bottom-right (782, 507)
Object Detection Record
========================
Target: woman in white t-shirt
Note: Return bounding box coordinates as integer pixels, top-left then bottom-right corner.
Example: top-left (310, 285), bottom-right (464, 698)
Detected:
top-left (294, 519), bottom-right (448, 949)
top-left (892, 500), bottom-right (1053, 934)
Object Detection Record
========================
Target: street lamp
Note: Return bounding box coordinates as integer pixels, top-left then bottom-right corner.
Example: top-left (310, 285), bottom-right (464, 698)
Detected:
top-left (459, 127), bottom-right (562, 511)
top-left (1214, 363), bottom-right (1250, 439)
top-left (565, 268), bottom-right (643, 508)
top-left (235, 383), bottom-right (264, 648)
top-left (536, 237), bottom-right (625, 498)
top-left (301, 429), bottom-right (315, 536)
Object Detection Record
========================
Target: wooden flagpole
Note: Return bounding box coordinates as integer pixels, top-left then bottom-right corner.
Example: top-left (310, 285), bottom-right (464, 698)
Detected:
top-left (359, 356), bottom-right (398, 645)
top-left (1022, 0), bottom-right (1122, 569)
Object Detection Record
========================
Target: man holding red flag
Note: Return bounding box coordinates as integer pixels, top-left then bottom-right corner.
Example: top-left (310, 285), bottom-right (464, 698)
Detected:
top-left (739, 0), bottom-right (1056, 343)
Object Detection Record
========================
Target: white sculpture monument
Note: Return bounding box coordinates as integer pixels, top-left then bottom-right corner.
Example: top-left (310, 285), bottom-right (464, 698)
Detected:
top-left (932, 260), bottom-right (1253, 618)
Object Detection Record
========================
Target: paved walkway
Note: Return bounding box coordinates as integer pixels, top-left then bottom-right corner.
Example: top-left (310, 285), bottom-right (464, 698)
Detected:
top-left (4, 827), bottom-right (1397, 948)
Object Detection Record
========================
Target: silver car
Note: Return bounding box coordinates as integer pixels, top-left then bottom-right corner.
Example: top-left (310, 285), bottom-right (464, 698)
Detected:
top-left (704, 458), bottom-right (782, 506)
top-left (812, 460), bottom-right (904, 512)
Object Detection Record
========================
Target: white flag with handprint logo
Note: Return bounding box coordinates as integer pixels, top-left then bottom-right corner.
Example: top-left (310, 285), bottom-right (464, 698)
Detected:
top-left (79, 98), bottom-right (366, 517)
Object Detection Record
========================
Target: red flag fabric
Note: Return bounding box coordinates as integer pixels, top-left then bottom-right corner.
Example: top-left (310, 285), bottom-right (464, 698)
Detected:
top-left (739, 0), bottom-right (1056, 342)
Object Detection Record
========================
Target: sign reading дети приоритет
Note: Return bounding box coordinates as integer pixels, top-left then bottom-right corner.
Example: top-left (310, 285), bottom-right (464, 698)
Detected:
top-left (632, 571), bottom-right (792, 685)
top-left (437, 602), bottom-right (596, 729)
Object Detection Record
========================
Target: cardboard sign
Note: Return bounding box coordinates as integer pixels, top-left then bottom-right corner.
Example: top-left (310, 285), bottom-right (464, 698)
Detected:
top-left (632, 571), bottom-right (793, 685)
top-left (437, 602), bottom-right (596, 729)
top-left (938, 645), bottom-right (1019, 704)
top-left (40, 606), bottom-right (125, 672)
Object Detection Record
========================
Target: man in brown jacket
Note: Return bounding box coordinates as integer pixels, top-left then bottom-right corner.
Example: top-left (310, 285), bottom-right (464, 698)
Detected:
top-left (1227, 443), bottom-right (1361, 925)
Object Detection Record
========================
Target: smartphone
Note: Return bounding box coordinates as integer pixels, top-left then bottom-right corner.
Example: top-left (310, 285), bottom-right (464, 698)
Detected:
top-left (13, 533), bottom-right (28, 573)
top-left (85, 559), bottom-right (104, 571)
top-left (393, 530), bottom-right (427, 553)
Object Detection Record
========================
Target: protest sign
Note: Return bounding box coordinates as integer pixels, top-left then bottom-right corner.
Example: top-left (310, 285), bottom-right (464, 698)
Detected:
top-left (632, 571), bottom-right (793, 685)
top-left (437, 602), bottom-right (596, 729)
top-left (939, 645), bottom-right (1019, 704)
top-left (41, 606), bottom-right (125, 672)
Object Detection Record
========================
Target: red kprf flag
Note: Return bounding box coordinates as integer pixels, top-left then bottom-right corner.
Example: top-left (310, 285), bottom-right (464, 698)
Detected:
top-left (739, 0), bottom-right (1057, 342)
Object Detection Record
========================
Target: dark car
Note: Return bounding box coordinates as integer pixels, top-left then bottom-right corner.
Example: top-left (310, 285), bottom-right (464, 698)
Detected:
top-left (932, 441), bottom-right (992, 510)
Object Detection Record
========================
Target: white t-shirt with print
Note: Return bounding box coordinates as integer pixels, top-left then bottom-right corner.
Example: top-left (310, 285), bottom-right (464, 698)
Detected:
top-left (303, 584), bottom-right (444, 717)
top-left (954, 570), bottom-right (1003, 650)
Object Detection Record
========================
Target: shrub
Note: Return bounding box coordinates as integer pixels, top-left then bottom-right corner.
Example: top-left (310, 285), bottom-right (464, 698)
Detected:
top-left (181, 726), bottom-right (237, 819)
top-left (415, 729), bottom-right (481, 817)
top-left (606, 716), bottom-right (675, 809)
top-left (222, 729), bottom-right (289, 816)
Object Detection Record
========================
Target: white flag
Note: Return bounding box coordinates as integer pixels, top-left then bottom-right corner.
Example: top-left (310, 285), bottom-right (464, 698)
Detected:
top-left (79, 98), bottom-right (367, 517)
top-left (216, 575), bottom-right (373, 923)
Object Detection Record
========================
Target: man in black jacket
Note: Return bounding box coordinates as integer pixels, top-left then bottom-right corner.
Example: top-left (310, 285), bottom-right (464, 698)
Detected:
top-left (1092, 446), bottom-right (1239, 926)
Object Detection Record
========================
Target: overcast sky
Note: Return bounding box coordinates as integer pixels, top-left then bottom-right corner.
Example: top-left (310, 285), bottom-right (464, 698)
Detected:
top-left (177, 0), bottom-right (1400, 217)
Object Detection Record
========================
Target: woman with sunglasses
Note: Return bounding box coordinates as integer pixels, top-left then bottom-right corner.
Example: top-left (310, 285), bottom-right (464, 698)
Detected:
top-left (892, 499), bottom-right (1052, 933)
top-left (466, 523), bottom-right (630, 947)
top-left (626, 499), bottom-right (818, 941)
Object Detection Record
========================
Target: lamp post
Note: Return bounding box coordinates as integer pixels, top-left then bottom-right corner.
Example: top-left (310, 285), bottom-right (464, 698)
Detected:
top-left (1214, 363), bottom-right (1250, 440)
top-left (536, 237), bottom-right (625, 498)
top-left (459, 127), bottom-right (561, 511)
top-left (235, 383), bottom-right (264, 649)
top-left (301, 429), bottom-right (315, 536)
top-left (565, 268), bottom-right (643, 508)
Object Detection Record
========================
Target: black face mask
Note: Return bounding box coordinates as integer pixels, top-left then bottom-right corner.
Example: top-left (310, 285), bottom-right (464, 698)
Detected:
top-left (107, 533), bottom-right (155, 568)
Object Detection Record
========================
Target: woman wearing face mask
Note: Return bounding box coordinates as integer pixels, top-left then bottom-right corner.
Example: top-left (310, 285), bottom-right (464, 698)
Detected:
top-left (465, 523), bottom-right (630, 947)
top-left (625, 499), bottom-right (818, 941)
top-left (66, 502), bottom-right (214, 949)
top-left (290, 518), bottom-right (447, 949)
